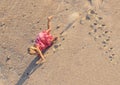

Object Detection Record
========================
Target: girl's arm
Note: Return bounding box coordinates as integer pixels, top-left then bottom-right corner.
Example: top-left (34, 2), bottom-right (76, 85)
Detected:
top-left (36, 47), bottom-right (45, 60)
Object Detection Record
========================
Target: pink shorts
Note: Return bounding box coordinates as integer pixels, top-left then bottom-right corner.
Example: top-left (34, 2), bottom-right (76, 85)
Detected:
top-left (35, 30), bottom-right (54, 51)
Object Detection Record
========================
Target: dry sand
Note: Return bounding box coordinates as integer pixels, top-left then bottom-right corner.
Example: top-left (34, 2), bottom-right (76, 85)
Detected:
top-left (0, 0), bottom-right (120, 85)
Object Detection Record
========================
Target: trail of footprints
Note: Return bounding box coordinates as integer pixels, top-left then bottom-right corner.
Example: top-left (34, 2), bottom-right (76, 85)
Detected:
top-left (81, 9), bottom-right (117, 63)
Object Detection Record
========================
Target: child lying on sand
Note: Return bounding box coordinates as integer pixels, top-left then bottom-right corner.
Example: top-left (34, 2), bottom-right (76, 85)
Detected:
top-left (28, 16), bottom-right (57, 64)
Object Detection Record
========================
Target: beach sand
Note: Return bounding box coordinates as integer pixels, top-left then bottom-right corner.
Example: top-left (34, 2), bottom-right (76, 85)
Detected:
top-left (0, 0), bottom-right (120, 85)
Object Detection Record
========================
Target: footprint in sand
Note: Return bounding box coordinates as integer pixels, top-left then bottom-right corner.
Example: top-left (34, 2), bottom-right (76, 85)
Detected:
top-left (81, 9), bottom-right (118, 64)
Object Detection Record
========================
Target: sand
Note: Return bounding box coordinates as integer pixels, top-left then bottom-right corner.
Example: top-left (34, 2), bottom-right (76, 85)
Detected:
top-left (0, 0), bottom-right (120, 85)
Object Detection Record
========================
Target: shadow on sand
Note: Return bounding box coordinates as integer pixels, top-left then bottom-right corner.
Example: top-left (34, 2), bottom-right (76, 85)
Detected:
top-left (16, 47), bottom-right (50, 85)
top-left (16, 56), bottom-right (43, 85)
top-left (60, 20), bottom-right (77, 35)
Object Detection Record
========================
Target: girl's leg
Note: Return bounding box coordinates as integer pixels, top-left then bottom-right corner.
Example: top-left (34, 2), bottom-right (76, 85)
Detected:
top-left (51, 37), bottom-right (58, 44)
top-left (47, 16), bottom-right (53, 33)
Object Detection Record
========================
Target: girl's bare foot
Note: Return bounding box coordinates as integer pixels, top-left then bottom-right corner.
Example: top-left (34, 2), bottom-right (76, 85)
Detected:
top-left (48, 16), bottom-right (53, 20)
top-left (36, 59), bottom-right (46, 64)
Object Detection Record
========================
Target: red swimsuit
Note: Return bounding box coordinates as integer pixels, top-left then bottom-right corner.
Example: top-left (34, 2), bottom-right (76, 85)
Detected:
top-left (35, 30), bottom-right (54, 51)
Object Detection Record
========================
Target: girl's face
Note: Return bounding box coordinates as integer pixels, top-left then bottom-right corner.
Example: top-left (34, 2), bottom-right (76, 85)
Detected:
top-left (28, 48), bottom-right (37, 55)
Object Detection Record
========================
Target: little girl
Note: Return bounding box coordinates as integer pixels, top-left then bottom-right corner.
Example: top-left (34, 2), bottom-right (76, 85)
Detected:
top-left (28, 16), bottom-right (57, 64)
